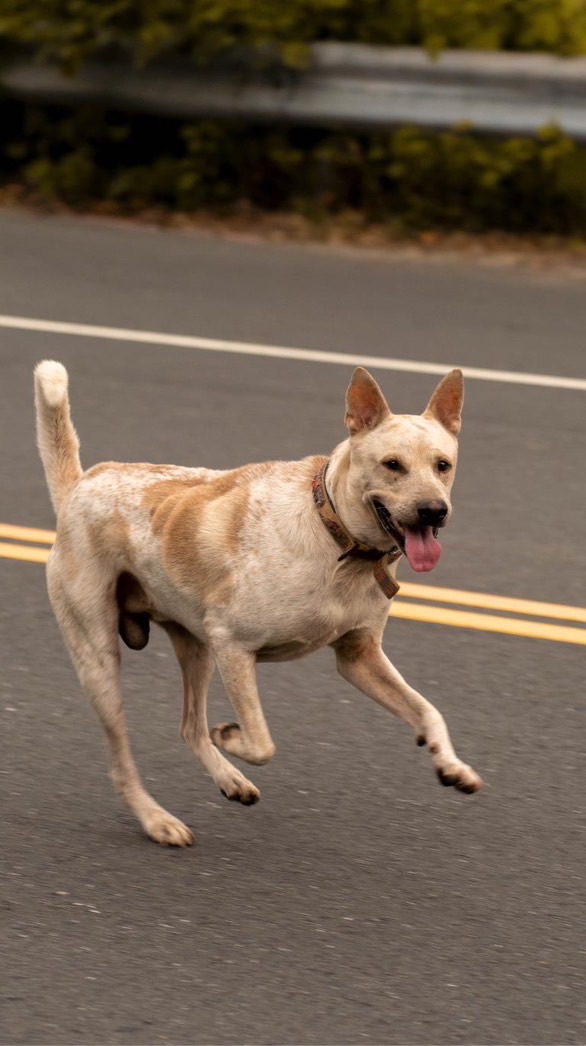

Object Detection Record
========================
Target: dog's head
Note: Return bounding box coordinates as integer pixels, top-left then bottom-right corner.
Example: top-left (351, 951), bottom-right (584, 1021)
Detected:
top-left (338, 367), bottom-right (463, 572)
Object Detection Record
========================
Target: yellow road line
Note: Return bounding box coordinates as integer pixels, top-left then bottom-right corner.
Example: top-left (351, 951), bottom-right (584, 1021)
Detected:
top-left (400, 582), bottom-right (586, 624)
top-left (2, 525), bottom-right (585, 645)
top-left (0, 523), bottom-right (56, 544)
top-left (0, 542), bottom-right (50, 563)
top-left (391, 601), bottom-right (586, 646)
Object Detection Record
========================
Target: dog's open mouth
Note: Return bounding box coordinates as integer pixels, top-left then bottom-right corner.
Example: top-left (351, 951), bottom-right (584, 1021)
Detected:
top-left (372, 499), bottom-right (443, 573)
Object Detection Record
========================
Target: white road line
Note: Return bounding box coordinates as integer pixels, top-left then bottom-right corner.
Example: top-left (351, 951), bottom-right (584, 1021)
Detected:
top-left (1, 313), bottom-right (585, 391)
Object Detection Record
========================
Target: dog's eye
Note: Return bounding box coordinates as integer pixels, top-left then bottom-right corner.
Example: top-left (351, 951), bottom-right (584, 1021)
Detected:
top-left (437, 459), bottom-right (452, 473)
top-left (383, 458), bottom-right (402, 472)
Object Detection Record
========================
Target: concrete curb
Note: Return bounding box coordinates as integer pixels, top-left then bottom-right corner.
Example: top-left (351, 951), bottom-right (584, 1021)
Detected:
top-left (3, 43), bottom-right (586, 139)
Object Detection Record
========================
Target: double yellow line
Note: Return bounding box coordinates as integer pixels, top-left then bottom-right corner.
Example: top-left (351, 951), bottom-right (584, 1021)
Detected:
top-left (0, 524), bottom-right (57, 562)
top-left (2, 523), bottom-right (585, 646)
top-left (396, 581), bottom-right (586, 645)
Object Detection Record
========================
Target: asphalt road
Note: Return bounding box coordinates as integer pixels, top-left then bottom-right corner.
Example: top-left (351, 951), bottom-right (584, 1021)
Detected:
top-left (1, 208), bottom-right (585, 1046)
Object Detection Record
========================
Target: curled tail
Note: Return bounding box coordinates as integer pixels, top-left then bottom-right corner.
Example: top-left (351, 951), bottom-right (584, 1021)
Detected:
top-left (34, 360), bottom-right (83, 516)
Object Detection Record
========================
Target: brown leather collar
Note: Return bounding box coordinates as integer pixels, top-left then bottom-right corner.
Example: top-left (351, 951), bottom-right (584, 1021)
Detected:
top-left (312, 462), bottom-right (401, 599)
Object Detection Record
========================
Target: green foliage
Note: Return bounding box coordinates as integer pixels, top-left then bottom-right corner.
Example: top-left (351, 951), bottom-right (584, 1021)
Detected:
top-left (3, 99), bottom-right (586, 235)
top-left (3, 3), bottom-right (585, 238)
top-left (511, 0), bottom-right (586, 55)
top-left (3, 0), bottom-right (586, 71)
top-left (418, 0), bottom-right (511, 53)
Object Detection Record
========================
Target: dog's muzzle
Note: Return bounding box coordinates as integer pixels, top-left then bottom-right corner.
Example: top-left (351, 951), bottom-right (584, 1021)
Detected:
top-left (370, 497), bottom-right (443, 573)
top-left (371, 498), bottom-right (406, 548)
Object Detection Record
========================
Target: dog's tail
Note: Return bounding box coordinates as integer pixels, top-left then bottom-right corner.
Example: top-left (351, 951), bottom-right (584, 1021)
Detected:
top-left (34, 360), bottom-right (83, 516)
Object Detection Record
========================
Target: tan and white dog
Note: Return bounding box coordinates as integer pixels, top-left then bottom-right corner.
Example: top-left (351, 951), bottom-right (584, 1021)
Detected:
top-left (34, 360), bottom-right (482, 847)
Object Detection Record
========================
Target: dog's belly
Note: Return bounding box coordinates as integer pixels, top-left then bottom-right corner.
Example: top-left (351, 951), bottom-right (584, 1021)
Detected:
top-left (256, 636), bottom-right (334, 662)
top-left (254, 607), bottom-right (371, 662)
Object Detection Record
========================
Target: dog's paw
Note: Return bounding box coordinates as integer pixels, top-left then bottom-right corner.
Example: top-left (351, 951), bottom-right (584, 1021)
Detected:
top-left (416, 730), bottom-right (483, 794)
top-left (436, 761), bottom-right (483, 794)
top-left (213, 756), bottom-right (261, 806)
top-left (143, 809), bottom-right (195, 847)
top-left (220, 782), bottom-right (261, 806)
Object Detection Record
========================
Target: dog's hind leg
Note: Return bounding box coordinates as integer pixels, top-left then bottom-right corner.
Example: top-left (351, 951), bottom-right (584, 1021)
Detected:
top-left (163, 624), bottom-right (260, 805)
top-left (47, 555), bottom-right (194, 845)
top-left (334, 630), bottom-right (482, 794)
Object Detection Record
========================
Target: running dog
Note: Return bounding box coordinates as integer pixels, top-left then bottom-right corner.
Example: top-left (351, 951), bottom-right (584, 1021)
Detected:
top-left (34, 360), bottom-right (482, 846)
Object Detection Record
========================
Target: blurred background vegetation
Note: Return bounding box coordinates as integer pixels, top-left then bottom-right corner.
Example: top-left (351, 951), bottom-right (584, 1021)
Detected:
top-left (3, 0), bottom-right (586, 67)
top-left (2, 0), bottom-right (586, 236)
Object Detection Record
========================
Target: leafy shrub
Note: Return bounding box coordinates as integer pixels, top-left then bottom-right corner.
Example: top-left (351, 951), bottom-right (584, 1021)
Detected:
top-left (3, 99), bottom-right (586, 234)
top-left (2, 0), bottom-right (586, 72)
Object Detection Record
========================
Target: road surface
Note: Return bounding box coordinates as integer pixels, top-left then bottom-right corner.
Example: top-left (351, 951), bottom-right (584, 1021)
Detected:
top-left (1, 209), bottom-right (585, 1045)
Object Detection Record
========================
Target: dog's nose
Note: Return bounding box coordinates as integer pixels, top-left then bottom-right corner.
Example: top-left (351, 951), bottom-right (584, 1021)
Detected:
top-left (417, 500), bottom-right (448, 526)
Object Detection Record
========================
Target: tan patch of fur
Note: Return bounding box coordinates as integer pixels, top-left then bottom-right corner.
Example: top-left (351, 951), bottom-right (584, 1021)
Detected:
top-left (159, 494), bottom-right (233, 604)
top-left (142, 475), bottom-right (212, 519)
top-left (332, 629), bottom-right (378, 663)
top-left (85, 461), bottom-right (183, 480)
top-left (88, 510), bottom-right (131, 563)
top-left (141, 463), bottom-right (275, 519)
top-left (143, 465), bottom-right (276, 603)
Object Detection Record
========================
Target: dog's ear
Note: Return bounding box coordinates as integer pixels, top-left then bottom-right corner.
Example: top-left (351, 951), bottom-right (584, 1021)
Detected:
top-left (345, 368), bottom-right (391, 435)
top-left (423, 369), bottom-right (464, 435)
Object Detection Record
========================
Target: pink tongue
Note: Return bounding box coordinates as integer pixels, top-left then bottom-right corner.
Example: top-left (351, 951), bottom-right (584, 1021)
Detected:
top-left (404, 527), bottom-right (442, 572)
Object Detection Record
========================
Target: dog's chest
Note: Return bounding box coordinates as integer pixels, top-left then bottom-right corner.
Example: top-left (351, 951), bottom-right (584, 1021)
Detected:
top-left (252, 563), bottom-right (389, 661)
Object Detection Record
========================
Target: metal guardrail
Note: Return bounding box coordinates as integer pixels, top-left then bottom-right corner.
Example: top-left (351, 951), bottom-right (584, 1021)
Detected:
top-left (4, 43), bottom-right (586, 139)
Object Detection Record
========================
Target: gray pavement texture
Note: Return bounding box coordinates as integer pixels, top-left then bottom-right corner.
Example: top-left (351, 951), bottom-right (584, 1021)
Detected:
top-left (0, 209), bottom-right (585, 1046)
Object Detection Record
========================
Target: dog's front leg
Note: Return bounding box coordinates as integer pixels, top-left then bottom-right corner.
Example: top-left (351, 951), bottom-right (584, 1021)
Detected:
top-left (209, 643), bottom-right (276, 768)
top-left (333, 630), bottom-right (482, 793)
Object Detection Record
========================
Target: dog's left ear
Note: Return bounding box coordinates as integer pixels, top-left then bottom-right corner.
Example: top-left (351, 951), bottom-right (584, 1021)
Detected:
top-left (345, 367), bottom-right (391, 435)
top-left (423, 369), bottom-right (464, 436)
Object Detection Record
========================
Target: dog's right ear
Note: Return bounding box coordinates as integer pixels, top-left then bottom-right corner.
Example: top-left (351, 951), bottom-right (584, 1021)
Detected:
top-left (345, 367), bottom-right (391, 435)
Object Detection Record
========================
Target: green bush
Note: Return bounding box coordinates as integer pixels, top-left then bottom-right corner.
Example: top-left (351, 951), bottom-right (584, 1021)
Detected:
top-left (3, 0), bottom-right (586, 71)
top-left (3, 99), bottom-right (586, 235)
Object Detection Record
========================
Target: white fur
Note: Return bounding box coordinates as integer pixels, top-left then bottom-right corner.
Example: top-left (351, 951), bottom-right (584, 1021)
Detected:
top-left (34, 359), bottom-right (69, 408)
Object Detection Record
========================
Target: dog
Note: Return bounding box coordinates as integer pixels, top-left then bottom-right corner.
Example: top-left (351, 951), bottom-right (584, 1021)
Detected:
top-left (34, 360), bottom-right (482, 846)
